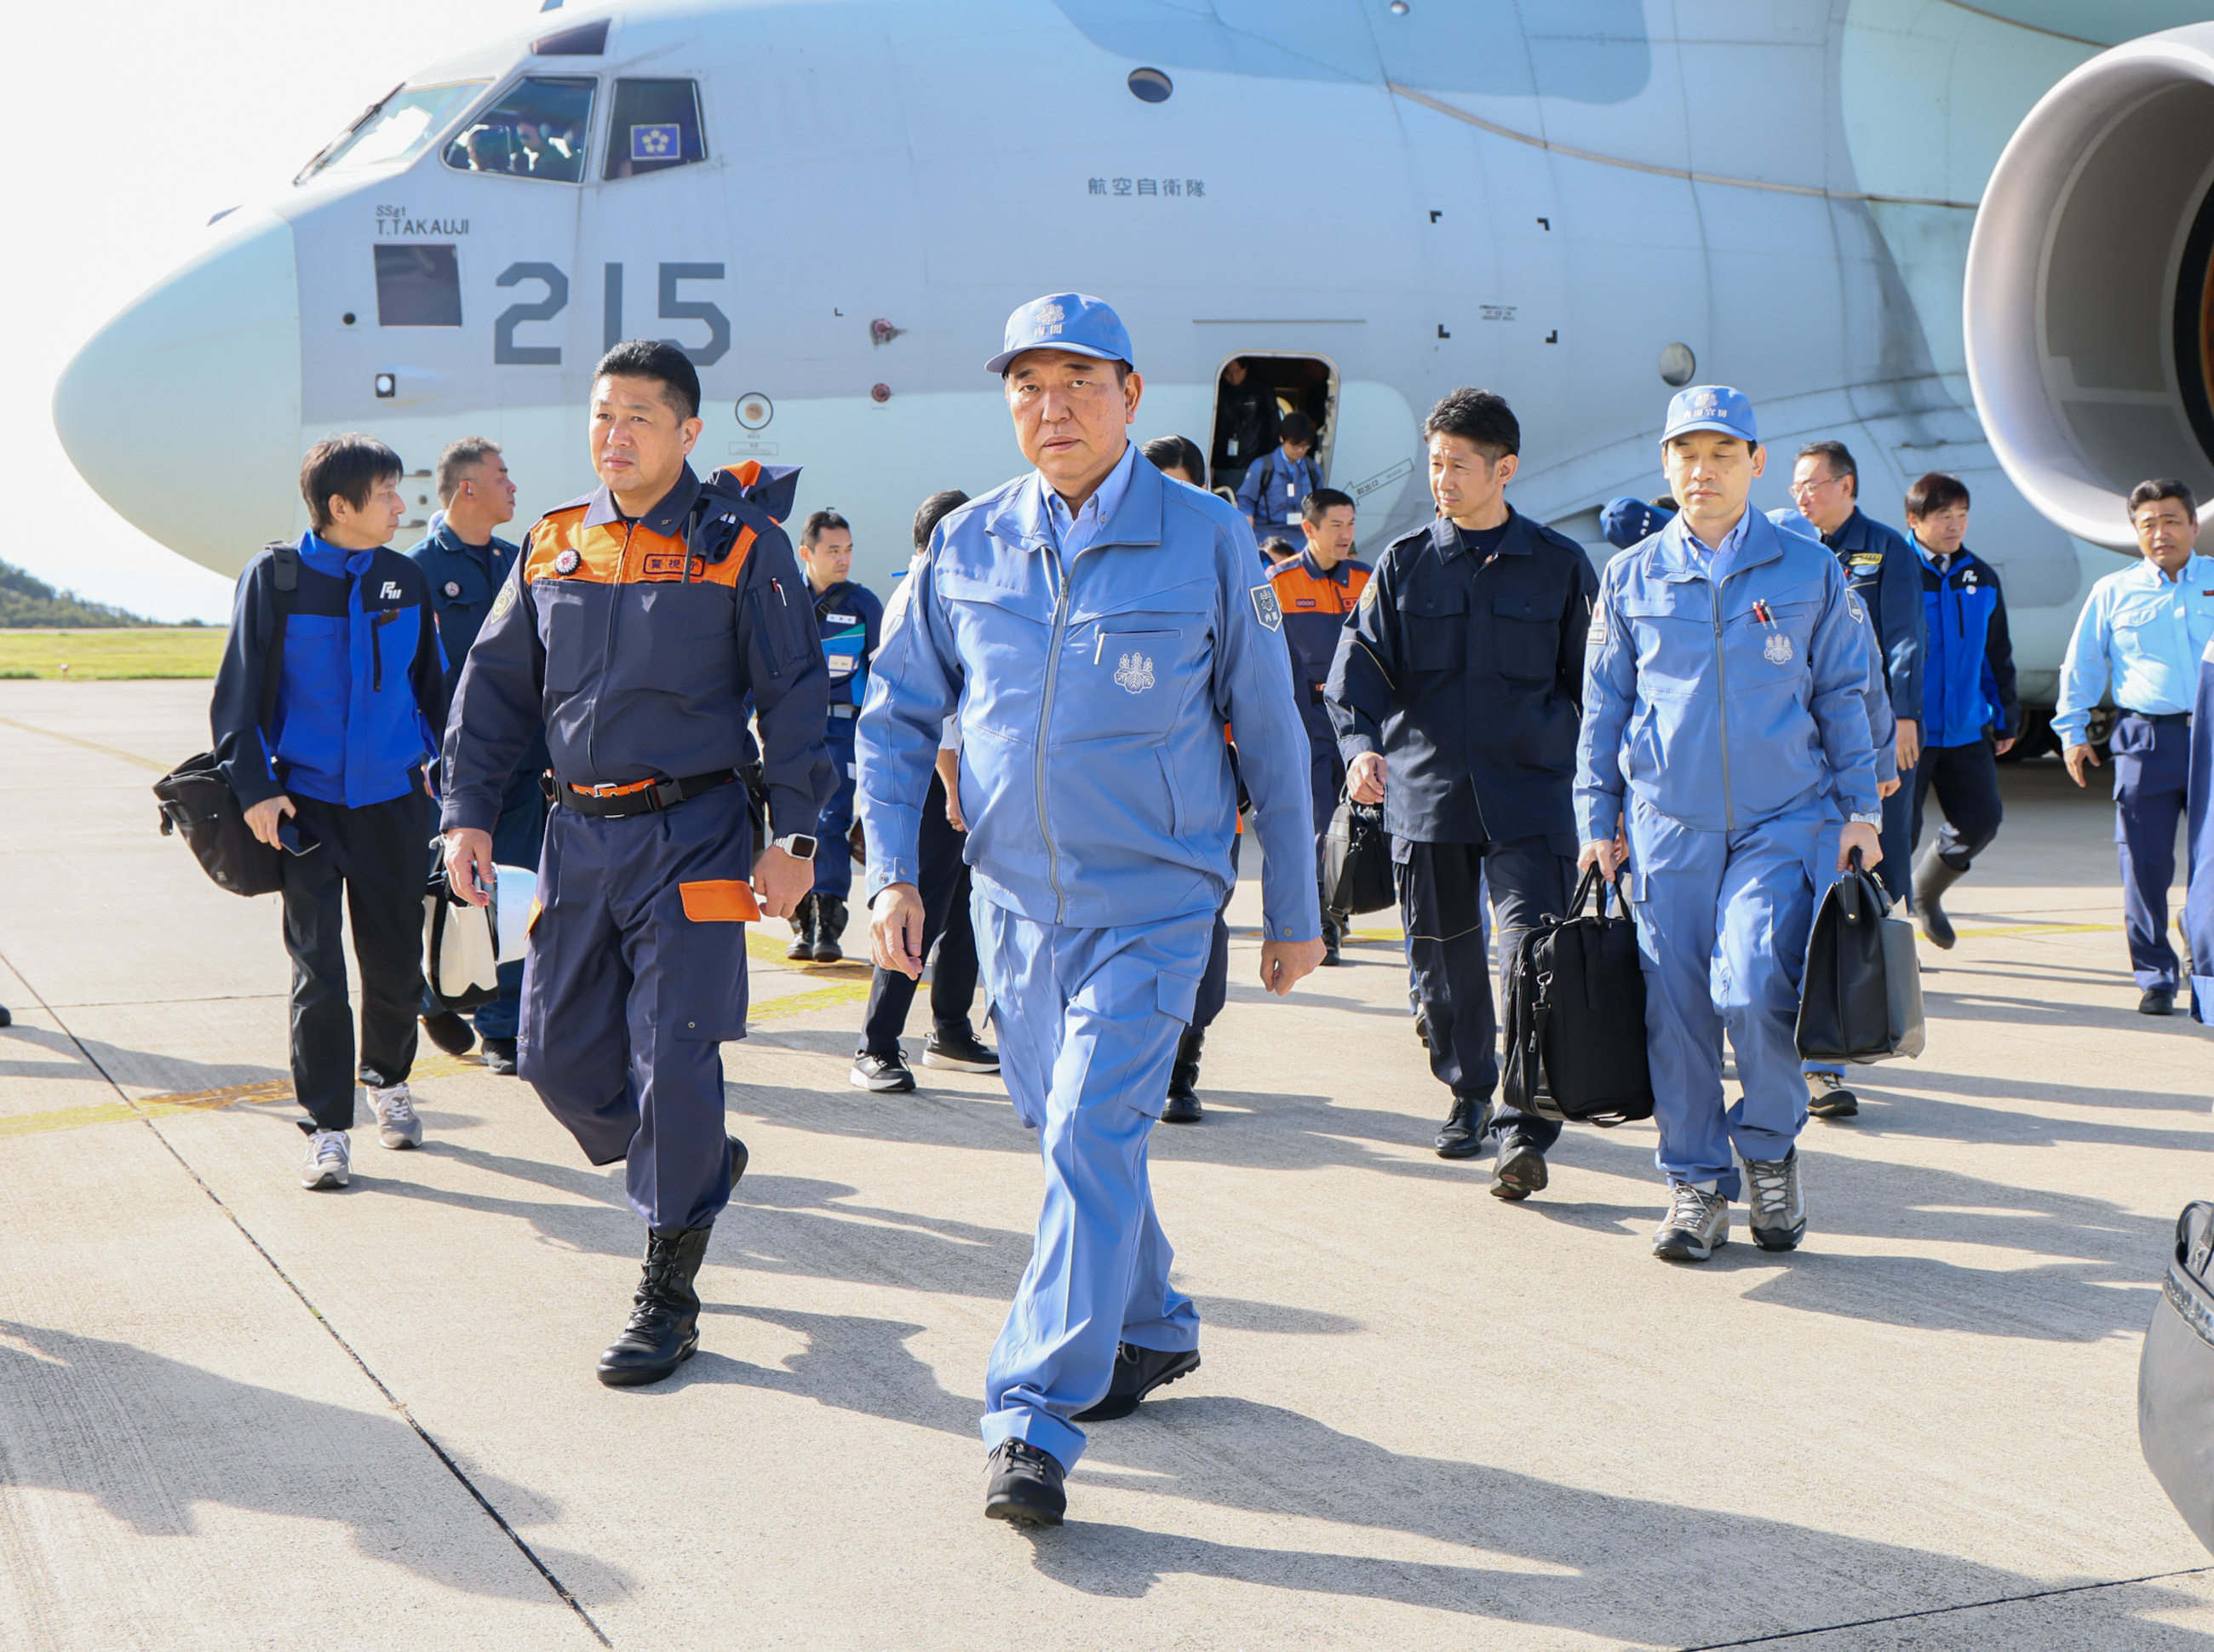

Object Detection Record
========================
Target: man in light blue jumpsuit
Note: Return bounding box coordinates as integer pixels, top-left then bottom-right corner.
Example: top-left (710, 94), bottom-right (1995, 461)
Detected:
top-left (857, 294), bottom-right (1323, 1526)
top-left (1579, 387), bottom-right (1882, 1262)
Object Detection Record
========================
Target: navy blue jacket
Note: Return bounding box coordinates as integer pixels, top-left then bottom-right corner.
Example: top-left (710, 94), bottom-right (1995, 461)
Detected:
top-left (1327, 508), bottom-right (1597, 847)
top-left (1820, 508), bottom-right (1925, 727)
top-left (406, 517), bottom-right (548, 774)
top-left (809, 576), bottom-right (884, 724)
top-left (211, 534), bottom-right (448, 811)
top-left (1919, 546), bottom-right (2018, 748)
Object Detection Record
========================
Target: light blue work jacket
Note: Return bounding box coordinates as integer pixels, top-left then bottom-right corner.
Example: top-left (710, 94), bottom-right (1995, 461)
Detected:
top-left (1578, 508), bottom-right (1880, 841)
top-left (857, 446), bottom-right (1321, 939)
top-left (2054, 554), bottom-right (2214, 747)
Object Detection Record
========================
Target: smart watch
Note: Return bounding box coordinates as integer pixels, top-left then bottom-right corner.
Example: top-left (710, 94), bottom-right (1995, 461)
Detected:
top-left (771, 833), bottom-right (818, 861)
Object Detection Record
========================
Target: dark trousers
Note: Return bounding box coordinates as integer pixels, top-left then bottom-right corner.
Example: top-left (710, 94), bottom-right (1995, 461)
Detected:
top-left (422, 764), bottom-right (547, 1041)
top-left (1910, 738), bottom-right (2004, 870)
top-left (2113, 712), bottom-right (2192, 990)
top-left (281, 789), bottom-right (433, 1133)
top-left (811, 712), bottom-right (859, 902)
top-left (1193, 832), bottom-right (1242, 1030)
top-left (859, 770), bottom-right (980, 1053)
top-left (1397, 836), bottom-right (1572, 1150)
top-left (1302, 703), bottom-right (1344, 888)
top-left (1875, 772), bottom-right (1913, 903)
top-left (519, 783), bottom-right (751, 1232)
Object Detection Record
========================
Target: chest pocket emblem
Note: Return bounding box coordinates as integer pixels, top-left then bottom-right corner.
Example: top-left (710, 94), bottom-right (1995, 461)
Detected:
top-left (554, 549), bottom-right (582, 576)
top-left (1764, 631), bottom-right (1794, 665)
top-left (444, 581), bottom-right (462, 598)
top-left (1114, 652), bottom-right (1156, 695)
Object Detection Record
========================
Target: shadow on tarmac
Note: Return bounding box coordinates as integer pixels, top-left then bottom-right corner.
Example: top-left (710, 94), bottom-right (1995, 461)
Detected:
top-left (0, 1321), bottom-right (632, 1606)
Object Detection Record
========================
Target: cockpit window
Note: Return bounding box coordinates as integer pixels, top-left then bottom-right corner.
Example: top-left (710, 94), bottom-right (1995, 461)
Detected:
top-left (299, 83), bottom-right (486, 181)
top-left (443, 77), bottom-right (594, 183)
top-left (603, 80), bottom-right (706, 181)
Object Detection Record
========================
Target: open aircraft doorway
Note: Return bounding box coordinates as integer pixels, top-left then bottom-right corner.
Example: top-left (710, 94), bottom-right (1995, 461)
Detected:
top-left (1207, 353), bottom-right (1339, 496)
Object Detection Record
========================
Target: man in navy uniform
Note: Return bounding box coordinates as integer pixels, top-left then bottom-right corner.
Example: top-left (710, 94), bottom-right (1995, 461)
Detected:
top-left (858, 294), bottom-right (1322, 1527)
top-left (408, 436), bottom-right (542, 1073)
top-left (2056, 479), bottom-right (2214, 1015)
top-left (1580, 387), bottom-right (1881, 1263)
top-left (1328, 388), bottom-right (1596, 1199)
top-left (785, 508), bottom-right (882, 965)
top-left (441, 340), bottom-right (833, 1386)
top-left (1787, 440), bottom-right (1924, 906)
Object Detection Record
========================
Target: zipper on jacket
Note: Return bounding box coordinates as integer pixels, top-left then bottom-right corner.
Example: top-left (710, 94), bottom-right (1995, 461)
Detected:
top-left (588, 521), bottom-right (635, 777)
top-left (1035, 542), bottom-right (1072, 921)
top-left (1710, 580), bottom-right (1735, 832)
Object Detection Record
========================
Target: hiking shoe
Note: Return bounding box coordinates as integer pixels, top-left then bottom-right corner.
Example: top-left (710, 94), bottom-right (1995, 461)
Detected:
top-left (1074, 1343), bottom-right (1202, 1422)
top-left (301, 1128), bottom-right (351, 1190)
top-left (369, 1082), bottom-right (422, 1150)
top-left (1805, 1070), bottom-right (1858, 1119)
top-left (984, 1440), bottom-right (1066, 1527)
top-left (1434, 1096), bottom-right (1490, 1160)
top-left (1744, 1150), bottom-right (1806, 1252)
top-left (922, 1024), bottom-right (1000, 1072)
top-left (480, 1036), bottom-right (519, 1076)
top-left (421, 1011), bottom-right (474, 1056)
top-left (1653, 1180), bottom-right (1729, 1262)
top-left (1490, 1134), bottom-right (1549, 1200)
top-left (850, 1051), bottom-right (916, 1093)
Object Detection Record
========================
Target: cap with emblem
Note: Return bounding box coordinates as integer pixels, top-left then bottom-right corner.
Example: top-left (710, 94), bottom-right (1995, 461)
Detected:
top-left (1660, 384), bottom-right (1758, 447)
top-left (1600, 496), bottom-right (1673, 549)
top-left (985, 292), bottom-right (1134, 376)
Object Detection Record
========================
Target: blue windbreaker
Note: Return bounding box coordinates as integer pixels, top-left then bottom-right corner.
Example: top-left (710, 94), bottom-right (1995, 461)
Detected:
top-left (1918, 546), bottom-right (2017, 749)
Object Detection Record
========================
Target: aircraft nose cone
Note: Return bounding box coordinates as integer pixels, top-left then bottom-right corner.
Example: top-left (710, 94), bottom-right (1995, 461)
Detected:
top-left (54, 209), bottom-right (301, 579)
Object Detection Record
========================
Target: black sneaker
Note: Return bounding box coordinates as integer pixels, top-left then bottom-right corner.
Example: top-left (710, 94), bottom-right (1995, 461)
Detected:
top-left (984, 1440), bottom-right (1066, 1526)
top-left (422, 1011), bottom-right (474, 1056)
top-left (922, 1024), bottom-right (1000, 1073)
top-left (1320, 912), bottom-right (1344, 967)
top-left (1805, 1070), bottom-right (1857, 1118)
top-left (1073, 1342), bottom-right (1202, 1422)
top-left (2142, 988), bottom-right (2176, 1017)
top-left (850, 1051), bottom-right (916, 1093)
top-left (1434, 1096), bottom-right (1490, 1160)
top-left (480, 1035), bottom-right (518, 1076)
top-left (1490, 1135), bottom-right (1549, 1200)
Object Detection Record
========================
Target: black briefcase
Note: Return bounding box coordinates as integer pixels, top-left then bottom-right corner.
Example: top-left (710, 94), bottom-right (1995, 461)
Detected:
top-left (153, 751), bottom-right (284, 897)
top-left (1323, 797), bottom-right (1395, 916)
top-left (2141, 1201), bottom-right (2214, 1555)
top-left (1797, 851), bottom-right (1925, 1064)
top-left (1501, 864), bottom-right (1654, 1127)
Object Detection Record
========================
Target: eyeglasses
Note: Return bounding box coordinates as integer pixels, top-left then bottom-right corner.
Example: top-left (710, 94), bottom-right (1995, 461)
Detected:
top-left (1788, 473), bottom-right (1841, 498)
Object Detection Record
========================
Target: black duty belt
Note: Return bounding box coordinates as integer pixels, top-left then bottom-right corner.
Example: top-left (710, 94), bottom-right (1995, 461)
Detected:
top-left (2122, 710), bottom-right (2193, 727)
top-left (551, 768), bottom-right (739, 817)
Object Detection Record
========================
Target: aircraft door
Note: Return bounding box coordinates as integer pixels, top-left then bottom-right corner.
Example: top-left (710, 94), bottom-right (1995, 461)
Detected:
top-left (1207, 353), bottom-right (1339, 498)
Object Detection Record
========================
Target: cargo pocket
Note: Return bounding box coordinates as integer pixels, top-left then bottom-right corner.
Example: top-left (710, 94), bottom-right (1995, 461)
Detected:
top-left (674, 880), bottom-right (754, 1041)
top-left (1156, 967), bottom-right (1200, 1027)
top-left (680, 879), bottom-right (762, 922)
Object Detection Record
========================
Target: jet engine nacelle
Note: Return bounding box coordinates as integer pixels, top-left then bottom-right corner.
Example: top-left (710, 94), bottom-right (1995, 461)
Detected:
top-left (1967, 25), bottom-right (2214, 551)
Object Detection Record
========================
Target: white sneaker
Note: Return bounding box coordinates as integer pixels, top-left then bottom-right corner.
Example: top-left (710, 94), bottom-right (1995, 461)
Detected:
top-left (369, 1082), bottom-right (422, 1150)
top-left (302, 1128), bottom-right (351, 1190)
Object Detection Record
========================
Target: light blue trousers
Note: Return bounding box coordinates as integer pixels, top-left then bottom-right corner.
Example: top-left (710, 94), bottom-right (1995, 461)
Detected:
top-left (1626, 798), bottom-right (1827, 1201)
top-left (974, 898), bottom-right (1213, 1471)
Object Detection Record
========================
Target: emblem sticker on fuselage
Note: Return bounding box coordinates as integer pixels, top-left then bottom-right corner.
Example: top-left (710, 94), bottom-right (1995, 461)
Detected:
top-left (1251, 584), bottom-right (1283, 631)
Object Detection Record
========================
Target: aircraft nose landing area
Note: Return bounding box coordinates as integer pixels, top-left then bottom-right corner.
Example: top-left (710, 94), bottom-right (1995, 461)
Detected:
top-left (3, 683), bottom-right (2214, 1649)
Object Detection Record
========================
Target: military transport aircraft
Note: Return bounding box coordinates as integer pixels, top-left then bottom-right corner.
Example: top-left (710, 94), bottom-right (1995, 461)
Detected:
top-left (49, 0), bottom-right (2214, 743)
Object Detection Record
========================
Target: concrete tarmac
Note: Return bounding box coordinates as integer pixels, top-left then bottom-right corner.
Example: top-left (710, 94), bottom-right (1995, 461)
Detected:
top-left (2, 680), bottom-right (2211, 1649)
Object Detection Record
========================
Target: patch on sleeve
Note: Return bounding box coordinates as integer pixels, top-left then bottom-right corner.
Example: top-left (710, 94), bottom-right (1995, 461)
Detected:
top-left (490, 581), bottom-right (516, 620)
top-left (1844, 589), bottom-right (1867, 626)
top-left (1250, 583), bottom-right (1283, 632)
top-left (1586, 607), bottom-right (1609, 648)
top-left (1357, 575), bottom-right (1379, 611)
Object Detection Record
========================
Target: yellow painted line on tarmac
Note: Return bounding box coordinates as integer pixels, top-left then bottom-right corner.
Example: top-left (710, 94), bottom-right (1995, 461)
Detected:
top-left (743, 931), bottom-right (871, 977)
top-left (749, 981), bottom-right (873, 1021)
top-left (0, 1053), bottom-right (487, 1144)
top-left (0, 715), bottom-right (168, 772)
top-left (1950, 921), bottom-right (2122, 938)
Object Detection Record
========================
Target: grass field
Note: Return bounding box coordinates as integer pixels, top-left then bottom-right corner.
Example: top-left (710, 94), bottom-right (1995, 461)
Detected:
top-left (0, 628), bottom-right (227, 680)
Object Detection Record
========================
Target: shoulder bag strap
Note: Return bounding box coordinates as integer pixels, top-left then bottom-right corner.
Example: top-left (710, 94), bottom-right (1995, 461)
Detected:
top-left (257, 542), bottom-right (297, 739)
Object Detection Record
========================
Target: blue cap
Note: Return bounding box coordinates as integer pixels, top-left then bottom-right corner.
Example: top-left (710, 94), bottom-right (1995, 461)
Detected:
top-left (986, 292), bottom-right (1134, 375)
top-left (1661, 384), bottom-right (1759, 446)
top-left (1600, 496), bottom-right (1673, 549)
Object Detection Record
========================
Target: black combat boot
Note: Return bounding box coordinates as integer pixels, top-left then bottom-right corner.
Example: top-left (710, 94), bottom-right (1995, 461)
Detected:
top-left (597, 1223), bottom-right (714, 1387)
top-left (1911, 849), bottom-right (1965, 949)
top-left (1319, 889), bottom-right (1344, 967)
top-left (786, 892), bottom-right (818, 961)
top-left (812, 895), bottom-right (848, 964)
top-left (1162, 1027), bottom-right (1204, 1123)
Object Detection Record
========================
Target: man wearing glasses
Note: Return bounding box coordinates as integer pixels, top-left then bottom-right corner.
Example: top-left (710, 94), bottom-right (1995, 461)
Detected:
top-left (1788, 441), bottom-right (1924, 912)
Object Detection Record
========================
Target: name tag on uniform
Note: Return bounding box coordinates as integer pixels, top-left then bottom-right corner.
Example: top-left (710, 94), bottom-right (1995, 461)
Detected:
top-left (826, 653), bottom-right (856, 674)
top-left (1850, 553), bottom-right (1884, 569)
top-left (823, 612), bottom-right (857, 625)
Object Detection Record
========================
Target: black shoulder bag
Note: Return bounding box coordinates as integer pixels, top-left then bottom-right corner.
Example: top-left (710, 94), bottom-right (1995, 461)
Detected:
top-left (1500, 863), bottom-right (1655, 1127)
top-left (153, 543), bottom-right (297, 897)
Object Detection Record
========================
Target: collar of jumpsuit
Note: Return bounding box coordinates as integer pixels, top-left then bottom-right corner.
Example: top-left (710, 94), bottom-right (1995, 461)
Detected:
top-left (1661, 502), bottom-right (1758, 582)
top-left (578, 465), bottom-right (703, 536)
top-left (1039, 439), bottom-right (1142, 558)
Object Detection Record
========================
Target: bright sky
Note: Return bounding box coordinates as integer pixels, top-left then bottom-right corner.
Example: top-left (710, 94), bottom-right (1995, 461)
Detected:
top-left (7, 0), bottom-right (537, 622)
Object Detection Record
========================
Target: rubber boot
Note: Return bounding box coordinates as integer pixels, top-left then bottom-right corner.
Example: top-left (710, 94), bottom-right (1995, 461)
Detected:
top-left (1162, 1027), bottom-right (1204, 1123)
top-left (1320, 896), bottom-right (1343, 967)
top-left (1911, 847), bottom-right (1965, 950)
top-left (812, 895), bottom-right (848, 964)
top-left (786, 892), bottom-right (817, 961)
top-left (597, 1224), bottom-right (714, 1387)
